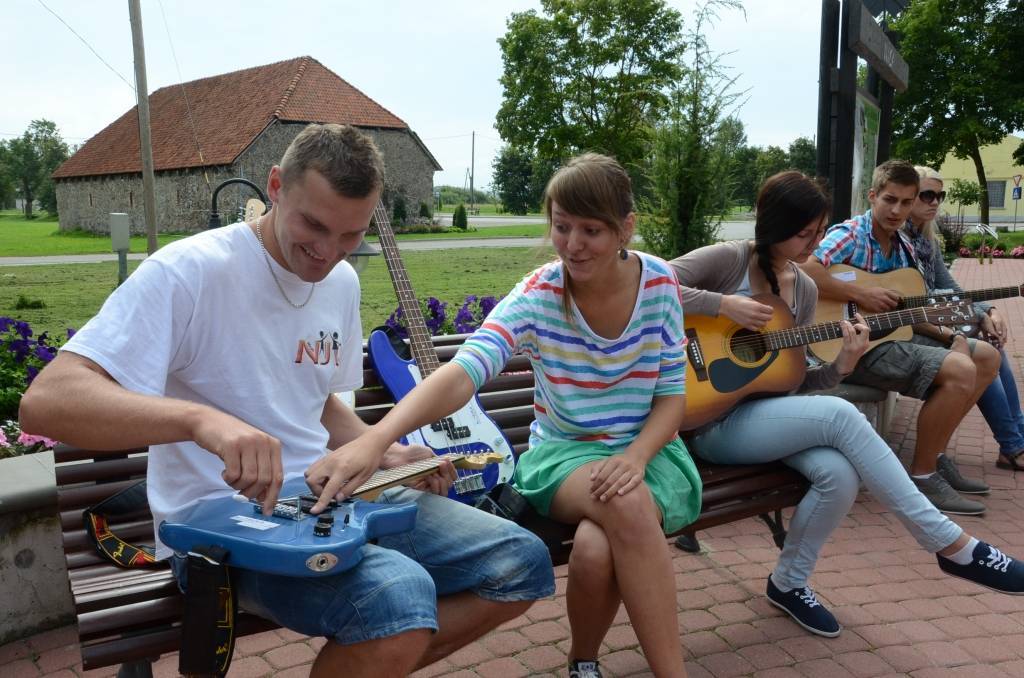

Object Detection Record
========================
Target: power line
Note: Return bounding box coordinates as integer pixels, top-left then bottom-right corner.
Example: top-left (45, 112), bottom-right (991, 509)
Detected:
top-left (36, 0), bottom-right (135, 92)
top-left (420, 133), bottom-right (474, 142)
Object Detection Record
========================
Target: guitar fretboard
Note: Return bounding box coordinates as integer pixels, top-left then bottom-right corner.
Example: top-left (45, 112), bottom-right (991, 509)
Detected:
top-left (353, 453), bottom-right (460, 497)
top-left (764, 307), bottom-right (941, 351)
top-left (372, 202), bottom-right (442, 375)
top-left (899, 285), bottom-right (1023, 308)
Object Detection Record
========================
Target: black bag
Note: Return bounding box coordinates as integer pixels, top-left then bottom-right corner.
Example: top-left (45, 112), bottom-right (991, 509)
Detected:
top-left (474, 483), bottom-right (538, 524)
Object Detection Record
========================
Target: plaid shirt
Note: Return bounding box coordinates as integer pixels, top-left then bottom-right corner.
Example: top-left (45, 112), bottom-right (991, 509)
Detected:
top-left (813, 209), bottom-right (917, 273)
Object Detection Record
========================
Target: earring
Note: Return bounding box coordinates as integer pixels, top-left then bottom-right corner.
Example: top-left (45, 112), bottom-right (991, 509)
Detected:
top-left (619, 247), bottom-right (628, 260)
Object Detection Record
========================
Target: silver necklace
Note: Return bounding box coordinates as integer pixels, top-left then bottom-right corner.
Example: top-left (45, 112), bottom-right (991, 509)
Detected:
top-left (255, 215), bottom-right (316, 309)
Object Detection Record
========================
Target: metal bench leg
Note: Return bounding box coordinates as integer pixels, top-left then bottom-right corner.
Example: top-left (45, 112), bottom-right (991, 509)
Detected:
top-left (758, 510), bottom-right (788, 550)
top-left (674, 531), bottom-right (701, 553)
top-left (116, 659), bottom-right (154, 678)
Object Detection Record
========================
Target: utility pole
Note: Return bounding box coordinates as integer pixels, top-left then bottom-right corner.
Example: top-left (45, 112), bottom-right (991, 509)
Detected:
top-left (470, 131), bottom-right (475, 212)
top-left (128, 0), bottom-right (159, 255)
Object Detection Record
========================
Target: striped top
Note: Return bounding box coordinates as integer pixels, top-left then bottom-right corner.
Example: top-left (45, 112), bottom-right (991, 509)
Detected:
top-left (452, 252), bottom-right (687, 449)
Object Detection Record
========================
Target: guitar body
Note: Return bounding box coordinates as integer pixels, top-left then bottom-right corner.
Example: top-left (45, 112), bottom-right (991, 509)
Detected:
top-left (368, 328), bottom-right (515, 503)
top-left (681, 295), bottom-right (807, 431)
top-left (811, 264), bottom-right (926, 362)
top-left (158, 477), bottom-right (418, 578)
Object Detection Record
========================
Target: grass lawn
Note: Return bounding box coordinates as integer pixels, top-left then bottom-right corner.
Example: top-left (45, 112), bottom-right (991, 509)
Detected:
top-left (0, 210), bottom-right (187, 256)
top-left (438, 203), bottom-right (542, 217)
top-left (1, 246), bottom-right (555, 339)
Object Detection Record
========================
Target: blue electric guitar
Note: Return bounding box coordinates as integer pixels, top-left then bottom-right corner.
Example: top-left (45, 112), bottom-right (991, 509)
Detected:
top-left (367, 200), bottom-right (516, 503)
top-left (159, 452), bottom-right (501, 577)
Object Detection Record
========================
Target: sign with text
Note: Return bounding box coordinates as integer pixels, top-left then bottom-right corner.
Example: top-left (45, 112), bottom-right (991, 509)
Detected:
top-left (1014, 186), bottom-right (1021, 201)
top-left (848, 0), bottom-right (909, 92)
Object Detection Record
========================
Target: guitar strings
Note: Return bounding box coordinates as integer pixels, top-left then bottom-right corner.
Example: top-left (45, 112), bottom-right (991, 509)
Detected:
top-left (373, 203), bottom-right (476, 473)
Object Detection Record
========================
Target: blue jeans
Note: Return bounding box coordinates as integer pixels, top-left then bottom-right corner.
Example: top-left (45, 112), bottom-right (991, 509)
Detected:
top-left (976, 348), bottom-right (1024, 455)
top-left (688, 395), bottom-right (962, 591)
top-left (170, 487), bottom-right (554, 644)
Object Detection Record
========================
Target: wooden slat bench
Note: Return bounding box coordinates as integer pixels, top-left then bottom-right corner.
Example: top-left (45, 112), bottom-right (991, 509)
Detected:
top-left (55, 334), bottom-right (809, 675)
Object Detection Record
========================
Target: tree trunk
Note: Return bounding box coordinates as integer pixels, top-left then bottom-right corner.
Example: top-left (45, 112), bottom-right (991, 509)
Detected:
top-left (968, 141), bottom-right (989, 227)
top-left (20, 179), bottom-right (33, 220)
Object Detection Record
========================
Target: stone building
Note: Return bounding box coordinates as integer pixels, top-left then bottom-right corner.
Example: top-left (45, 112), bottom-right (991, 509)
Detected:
top-left (52, 56), bottom-right (441, 233)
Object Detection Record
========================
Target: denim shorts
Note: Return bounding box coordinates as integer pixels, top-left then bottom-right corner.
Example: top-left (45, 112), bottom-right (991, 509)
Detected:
top-left (169, 487), bottom-right (554, 645)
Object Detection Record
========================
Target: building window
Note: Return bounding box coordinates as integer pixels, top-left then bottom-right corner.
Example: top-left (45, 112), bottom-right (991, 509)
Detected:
top-left (988, 181), bottom-right (1006, 209)
top-left (89, 193), bottom-right (93, 207)
top-left (129, 191), bottom-right (133, 208)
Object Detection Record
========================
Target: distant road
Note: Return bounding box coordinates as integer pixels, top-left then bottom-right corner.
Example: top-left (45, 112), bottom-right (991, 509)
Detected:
top-left (439, 214), bottom-right (756, 240)
top-left (0, 221), bottom-right (755, 267)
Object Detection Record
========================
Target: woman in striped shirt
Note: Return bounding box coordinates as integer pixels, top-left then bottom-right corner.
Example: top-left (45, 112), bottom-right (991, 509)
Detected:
top-left (316, 153), bottom-right (700, 677)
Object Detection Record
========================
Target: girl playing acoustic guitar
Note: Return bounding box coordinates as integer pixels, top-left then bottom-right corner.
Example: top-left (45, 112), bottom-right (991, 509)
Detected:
top-left (311, 153), bottom-right (699, 678)
top-left (670, 170), bottom-right (1024, 639)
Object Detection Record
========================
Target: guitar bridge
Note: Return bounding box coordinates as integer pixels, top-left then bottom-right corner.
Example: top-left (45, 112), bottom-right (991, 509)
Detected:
top-left (685, 328), bottom-right (708, 382)
top-left (453, 473), bottom-right (485, 495)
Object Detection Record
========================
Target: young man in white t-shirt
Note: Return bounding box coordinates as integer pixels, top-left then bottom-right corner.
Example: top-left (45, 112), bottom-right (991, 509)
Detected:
top-left (20, 123), bottom-right (554, 677)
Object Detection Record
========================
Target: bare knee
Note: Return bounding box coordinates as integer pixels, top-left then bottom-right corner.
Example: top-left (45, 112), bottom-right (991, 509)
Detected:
top-left (314, 629), bottom-right (431, 678)
top-left (972, 341), bottom-right (1000, 383)
top-left (592, 485), bottom-right (662, 540)
top-left (570, 519), bottom-right (614, 578)
top-left (934, 352), bottom-right (976, 398)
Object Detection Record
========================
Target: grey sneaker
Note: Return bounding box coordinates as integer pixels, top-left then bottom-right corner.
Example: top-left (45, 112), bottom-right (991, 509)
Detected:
top-left (936, 454), bottom-right (990, 494)
top-left (912, 473), bottom-right (986, 515)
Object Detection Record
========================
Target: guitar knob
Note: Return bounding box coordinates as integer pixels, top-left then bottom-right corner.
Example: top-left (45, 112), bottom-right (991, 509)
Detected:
top-left (314, 514), bottom-right (334, 537)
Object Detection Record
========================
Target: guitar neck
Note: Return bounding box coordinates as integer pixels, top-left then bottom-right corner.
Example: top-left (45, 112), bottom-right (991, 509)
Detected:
top-left (372, 201), bottom-right (442, 375)
top-left (765, 307), bottom-right (936, 351)
top-left (351, 454), bottom-right (457, 498)
top-left (900, 286), bottom-right (1022, 308)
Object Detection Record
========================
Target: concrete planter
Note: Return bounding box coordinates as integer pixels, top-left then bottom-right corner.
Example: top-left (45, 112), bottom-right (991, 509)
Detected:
top-left (0, 451), bottom-right (75, 644)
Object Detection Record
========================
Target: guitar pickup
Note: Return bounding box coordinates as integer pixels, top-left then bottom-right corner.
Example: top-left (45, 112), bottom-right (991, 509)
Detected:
top-left (453, 473), bottom-right (485, 495)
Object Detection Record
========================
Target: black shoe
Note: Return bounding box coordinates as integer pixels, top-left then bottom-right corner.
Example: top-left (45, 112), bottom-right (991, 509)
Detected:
top-left (766, 576), bottom-right (841, 637)
top-left (568, 660), bottom-right (602, 678)
top-left (938, 541), bottom-right (1024, 595)
top-left (936, 454), bottom-right (990, 494)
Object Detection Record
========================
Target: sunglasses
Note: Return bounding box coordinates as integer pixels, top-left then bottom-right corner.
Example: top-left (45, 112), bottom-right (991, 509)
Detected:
top-left (918, 190), bottom-right (946, 204)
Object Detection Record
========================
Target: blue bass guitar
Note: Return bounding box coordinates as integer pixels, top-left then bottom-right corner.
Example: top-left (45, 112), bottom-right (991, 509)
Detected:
top-left (367, 200), bottom-right (515, 503)
top-left (159, 452), bottom-right (501, 577)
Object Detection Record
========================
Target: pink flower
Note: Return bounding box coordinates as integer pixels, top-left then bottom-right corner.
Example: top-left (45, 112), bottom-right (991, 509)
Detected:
top-left (993, 249), bottom-right (1005, 258)
top-left (17, 431), bottom-right (58, 449)
top-left (0, 430), bottom-right (9, 448)
top-left (982, 245), bottom-right (992, 254)
top-left (959, 247), bottom-right (972, 257)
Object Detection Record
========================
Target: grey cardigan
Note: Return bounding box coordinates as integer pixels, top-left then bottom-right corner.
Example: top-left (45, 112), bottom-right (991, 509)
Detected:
top-left (669, 239), bottom-right (842, 393)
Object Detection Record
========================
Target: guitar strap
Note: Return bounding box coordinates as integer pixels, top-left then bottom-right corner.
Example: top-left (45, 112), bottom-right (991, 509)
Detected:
top-left (179, 546), bottom-right (237, 678)
top-left (82, 480), bottom-right (158, 568)
top-left (83, 481), bottom-right (237, 676)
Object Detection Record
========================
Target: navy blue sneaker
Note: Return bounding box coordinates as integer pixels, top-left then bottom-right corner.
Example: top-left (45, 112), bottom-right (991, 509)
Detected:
top-left (938, 541), bottom-right (1024, 594)
top-left (766, 576), bottom-right (841, 637)
top-left (568, 660), bottom-right (602, 678)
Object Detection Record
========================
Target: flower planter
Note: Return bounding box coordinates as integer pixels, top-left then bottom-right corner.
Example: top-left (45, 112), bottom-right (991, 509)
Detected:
top-left (0, 451), bottom-right (74, 644)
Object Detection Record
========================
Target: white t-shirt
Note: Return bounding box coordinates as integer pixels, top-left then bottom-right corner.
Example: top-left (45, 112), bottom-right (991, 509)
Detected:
top-left (63, 222), bottom-right (364, 558)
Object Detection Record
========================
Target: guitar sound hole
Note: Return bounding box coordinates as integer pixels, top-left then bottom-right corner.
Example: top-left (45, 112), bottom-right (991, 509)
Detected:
top-left (729, 330), bottom-right (768, 364)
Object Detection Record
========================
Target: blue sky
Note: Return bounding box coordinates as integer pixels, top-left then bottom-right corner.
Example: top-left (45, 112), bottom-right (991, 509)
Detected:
top-left (5, 0), bottom-right (824, 190)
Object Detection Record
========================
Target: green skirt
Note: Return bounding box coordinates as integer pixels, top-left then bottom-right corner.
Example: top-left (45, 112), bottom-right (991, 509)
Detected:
top-left (512, 437), bottom-right (702, 534)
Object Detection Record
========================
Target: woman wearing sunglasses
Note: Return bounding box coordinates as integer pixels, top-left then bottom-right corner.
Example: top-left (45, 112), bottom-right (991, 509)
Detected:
top-left (904, 165), bottom-right (1024, 471)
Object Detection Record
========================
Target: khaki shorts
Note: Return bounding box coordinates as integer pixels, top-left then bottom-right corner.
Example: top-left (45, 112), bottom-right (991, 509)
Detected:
top-left (843, 334), bottom-right (977, 400)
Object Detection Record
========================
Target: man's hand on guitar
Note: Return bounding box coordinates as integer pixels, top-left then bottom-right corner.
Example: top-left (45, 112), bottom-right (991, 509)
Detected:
top-left (980, 309), bottom-right (1008, 348)
top-left (853, 286), bottom-right (901, 313)
top-left (720, 295), bottom-right (774, 330)
top-left (832, 313), bottom-right (870, 376)
top-left (191, 409), bottom-right (284, 516)
top-left (382, 442), bottom-right (456, 496)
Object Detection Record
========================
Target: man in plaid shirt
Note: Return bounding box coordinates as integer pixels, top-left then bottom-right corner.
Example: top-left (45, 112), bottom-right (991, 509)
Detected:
top-left (801, 160), bottom-right (1000, 516)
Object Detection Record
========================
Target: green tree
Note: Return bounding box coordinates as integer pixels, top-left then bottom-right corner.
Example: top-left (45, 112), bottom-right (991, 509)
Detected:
top-left (0, 142), bottom-right (16, 209)
top-left (754, 145), bottom-right (790, 187)
top-left (948, 178), bottom-right (982, 223)
top-left (453, 203), bottom-right (468, 230)
top-left (492, 145), bottom-right (537, 215)
top-left (787, 136), bottom-right (817, 177)
top-left (496, 0), bottom-right (685, 175)
top-left (729, 144), bottom-right (761, 208)
top-left (639, 0), bottom-right (745, 259)
top-left (5, 120), bottom-right (69, 218)
top-left (891, 0), bottom-right (1024, 226)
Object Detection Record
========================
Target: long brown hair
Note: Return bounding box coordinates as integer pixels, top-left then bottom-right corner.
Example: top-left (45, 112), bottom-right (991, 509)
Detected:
top-left (543, 153), bottom-right (634, 316)
top-left (754, 171), bottom-right (831, 295)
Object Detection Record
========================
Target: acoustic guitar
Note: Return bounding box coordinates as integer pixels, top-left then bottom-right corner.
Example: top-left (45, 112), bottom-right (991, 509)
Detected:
top-left (680, 294), bottom-right (974, 431)
top-left (811, 264), bottom-right (1024, 362)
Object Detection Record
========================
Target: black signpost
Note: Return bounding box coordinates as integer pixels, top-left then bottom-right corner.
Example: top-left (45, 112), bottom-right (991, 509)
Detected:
top-left (816, 0), bottom-right (909, 224)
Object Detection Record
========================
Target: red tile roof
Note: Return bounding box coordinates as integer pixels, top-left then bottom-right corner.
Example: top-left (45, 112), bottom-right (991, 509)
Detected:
top-left (53, 56), bottom-right (409, 179)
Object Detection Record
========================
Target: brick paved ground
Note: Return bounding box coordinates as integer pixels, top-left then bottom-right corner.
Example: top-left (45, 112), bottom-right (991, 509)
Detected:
top-left (5, 258), bottom-right (1024, 677)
